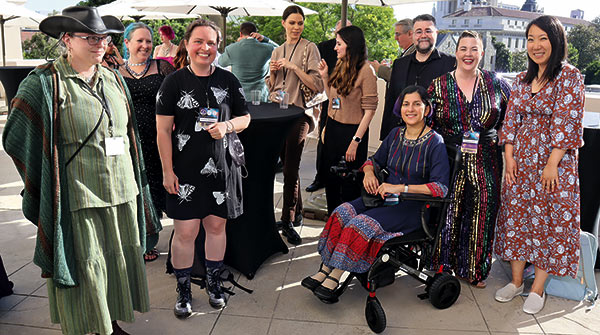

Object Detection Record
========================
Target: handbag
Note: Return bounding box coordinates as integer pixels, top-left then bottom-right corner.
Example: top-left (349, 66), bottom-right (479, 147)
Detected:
top-left (544, 231), bottom-right (598, 308)
top-left (361, 159), bottom-right (388, 208)
top-left (299, 43), bottom-right (317, 108)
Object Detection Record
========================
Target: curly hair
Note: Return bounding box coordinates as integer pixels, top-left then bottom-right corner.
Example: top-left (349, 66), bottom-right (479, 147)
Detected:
top-left (159, 25), bottom-right (175, 40)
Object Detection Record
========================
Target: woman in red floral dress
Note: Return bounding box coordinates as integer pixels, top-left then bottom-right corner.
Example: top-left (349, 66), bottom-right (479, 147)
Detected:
top-left (494, 15), bottom-right (585, 315)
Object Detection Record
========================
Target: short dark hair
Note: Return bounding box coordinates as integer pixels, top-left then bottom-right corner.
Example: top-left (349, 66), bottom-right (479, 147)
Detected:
top-left (523, 15), bottom-right (567, 85)
top-left (282, 5), bottom-right (305, 21)
top-left (413, 14), bottom-right (436, 26)
top-left (240, 22), bottom-right (257, 36)
top-left (456, 30), bottom-right (482, 51)
top-left (392, 85), bottom-right (433, 119)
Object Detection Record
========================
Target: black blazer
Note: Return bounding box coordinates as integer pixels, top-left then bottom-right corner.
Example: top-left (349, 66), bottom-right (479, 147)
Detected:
top-left (380, 49), bottom-right (456, 140)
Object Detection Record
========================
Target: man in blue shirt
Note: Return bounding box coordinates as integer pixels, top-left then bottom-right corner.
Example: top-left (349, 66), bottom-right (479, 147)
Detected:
top-left (218, 22), bottom-right (278, 102)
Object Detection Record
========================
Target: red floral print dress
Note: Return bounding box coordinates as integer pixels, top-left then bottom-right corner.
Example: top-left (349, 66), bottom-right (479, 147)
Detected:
top-left (495, 64), bottom-right (585, 278)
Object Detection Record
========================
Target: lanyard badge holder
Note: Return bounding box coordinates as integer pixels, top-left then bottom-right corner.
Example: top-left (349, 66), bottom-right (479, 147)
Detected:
top-left (189, 65), bottom-right (220, 132)
top-left (461, 130), bottom-right (480, 153)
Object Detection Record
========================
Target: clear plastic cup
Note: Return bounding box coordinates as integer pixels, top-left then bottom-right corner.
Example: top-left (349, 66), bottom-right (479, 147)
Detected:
top-left (251, 90), bottom-right (261, 105)
top-left (279, 91), bottom-right (289, 109)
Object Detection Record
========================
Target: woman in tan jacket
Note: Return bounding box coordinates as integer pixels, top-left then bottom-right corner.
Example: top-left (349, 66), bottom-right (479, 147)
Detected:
top-left (317, 25), bottom-right (378, 213)
top-left (268, 5), bottom-right (323, 245)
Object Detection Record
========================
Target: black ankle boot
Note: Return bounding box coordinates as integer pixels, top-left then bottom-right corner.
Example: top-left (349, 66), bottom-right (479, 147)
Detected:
top-left (174, 275), bottom-right (192, 318)
top-left (206, 267), bottom-right (227, 309)
top-left (280, 220), bottom-right (302, 245)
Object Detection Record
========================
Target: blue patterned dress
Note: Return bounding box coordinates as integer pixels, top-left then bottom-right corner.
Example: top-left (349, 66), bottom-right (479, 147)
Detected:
top-left (318, 127), bottom-right (450, 273)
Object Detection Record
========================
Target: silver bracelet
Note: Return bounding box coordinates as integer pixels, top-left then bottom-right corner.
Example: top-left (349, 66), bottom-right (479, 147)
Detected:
top-left (225, 120), bottom-right (234, 133)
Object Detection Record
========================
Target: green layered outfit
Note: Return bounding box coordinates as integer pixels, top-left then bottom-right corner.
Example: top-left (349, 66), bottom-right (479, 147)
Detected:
top-left (2, 56), bottom-right (161, 335)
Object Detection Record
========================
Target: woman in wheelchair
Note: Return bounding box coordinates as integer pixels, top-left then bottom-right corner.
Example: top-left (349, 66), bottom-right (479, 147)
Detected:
top-left (302, 85), bottom-right (450, 303)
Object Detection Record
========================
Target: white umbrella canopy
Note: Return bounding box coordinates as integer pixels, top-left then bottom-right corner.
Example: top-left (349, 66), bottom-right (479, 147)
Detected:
top-left (132, 0), bottom-right (317, 45)
top-left (98, 0), bottom-right (197, 21)
top-left (0, 0), bottom-right (46, 65)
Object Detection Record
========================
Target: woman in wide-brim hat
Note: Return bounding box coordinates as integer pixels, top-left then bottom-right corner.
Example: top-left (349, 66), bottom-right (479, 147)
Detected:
top-left (2, 6), bottom-right (161, 335)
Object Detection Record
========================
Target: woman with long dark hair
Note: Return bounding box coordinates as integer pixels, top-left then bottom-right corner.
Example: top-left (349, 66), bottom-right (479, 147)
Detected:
top-left (318, 25), bottom-right (378, 214)
top-left (301, 86), bottom-right (449, 303)
top-left (267, 5), bottom-right (323, 245)
top-left (494, 15), bottom-right (585, 314)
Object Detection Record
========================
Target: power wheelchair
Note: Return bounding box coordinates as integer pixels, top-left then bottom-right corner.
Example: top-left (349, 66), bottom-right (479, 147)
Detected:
top-left (325, 144), bottom-right (463, 333)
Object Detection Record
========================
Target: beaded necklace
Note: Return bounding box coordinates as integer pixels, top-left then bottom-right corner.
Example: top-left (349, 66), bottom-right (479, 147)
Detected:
top-left (125, 59), bottom-right (150, 78)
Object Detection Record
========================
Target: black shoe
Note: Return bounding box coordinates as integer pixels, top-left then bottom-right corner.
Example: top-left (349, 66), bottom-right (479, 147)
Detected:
top-left (280, 220), bottom-right (302, 245)
top-left (313, 275), bottom-right (340, 304)
top-left (305, 179), bottom-right (324, 192)
top-left (293, 212), bottom-right (303, 227)
top-left (206, 267), bottom-right (227, 309)
top-left (174, 276), bottom-right (192, 318)
top-left (301, 263), bottom-right (330, 292)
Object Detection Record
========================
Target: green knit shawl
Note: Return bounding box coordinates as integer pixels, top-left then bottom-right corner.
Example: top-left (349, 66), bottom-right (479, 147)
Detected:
top-left (2, 62), bottom-right (161, 288)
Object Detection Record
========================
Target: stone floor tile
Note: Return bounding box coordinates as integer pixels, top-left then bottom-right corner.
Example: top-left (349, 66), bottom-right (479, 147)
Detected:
top-left (119, 308), bottom-right (219, 335)
top-left (7, 262), bottom-right (46, 296)
top-left (386, 328), bottom-right (491, 335)
top-left (0, 296), bottom-right (60, 330)
top-left (269, 319), bottom-right (373, 335)
top-left (534, 294), bottom-right (600, 335)
top-left (0, 294), bottom-right (26, 311)
top-left (220, 262), bottom-right (287, 318)
top-left (212, 315), bottom-right (271, 335)
top-left (470, 261), bottom-right (543, 334)
top-left (0, 324), bottom-right (61, 334)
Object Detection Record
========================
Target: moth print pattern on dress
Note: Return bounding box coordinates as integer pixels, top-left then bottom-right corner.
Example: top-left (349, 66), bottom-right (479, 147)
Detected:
top-left (156, 90), bottom-right (163, 105)
top-left (200, 157), bottom-right (219, 178)
top-left (211, 86), bottom-right (228, 104)
top-left (177, 184), bottom-right (195, 204)
top-left (176, 132), bottom-right (191, 151)
top-left (177, 90), bottom-right (200, 109)
top-left (238, 87), bottom-right (246, 100)
top-left (213, 191), bottom-right (227, 205)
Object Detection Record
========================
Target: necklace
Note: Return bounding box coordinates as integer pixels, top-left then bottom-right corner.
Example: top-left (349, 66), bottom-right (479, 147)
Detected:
top-left (162, 43), bottom-right (172, 56)
top-left (125, 59), bottom-right (151, 78)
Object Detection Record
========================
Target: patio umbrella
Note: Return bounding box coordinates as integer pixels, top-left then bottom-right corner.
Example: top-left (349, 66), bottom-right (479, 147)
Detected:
top-left (0, 0), bottom-right (45, 65)
top-left (289, 0), bottom-right (444, 28)
top-left (98, 0), bottom-right (197, 22)
top-left (132, 0), bottom-right (317, 47)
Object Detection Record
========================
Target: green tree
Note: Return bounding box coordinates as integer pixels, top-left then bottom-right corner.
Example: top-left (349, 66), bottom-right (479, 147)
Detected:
top-left (492, 37), bottom-right (511, 72)
top-left (22, 33), bottom-right (61, 59)
top-left (567, 43), bottom-right (579, 68)
top-left (225, 3), bottom-right (398, 61)
top-left (567, 22), bottom-right (600, 71)
top-left (510, 50), bottom-right (528, 72)
top-left (584, 59), bottom-right (600, 85)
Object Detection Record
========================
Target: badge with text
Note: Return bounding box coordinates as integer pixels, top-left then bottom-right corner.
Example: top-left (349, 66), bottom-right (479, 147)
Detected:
top-left (195, 107), bottom-right (220, 132)
top-left (332, 97), bottom-right (341, 109)
top-left (105, 136), bottom-right (125, 156)
top-left (461, 131), bottom-right (480, 153)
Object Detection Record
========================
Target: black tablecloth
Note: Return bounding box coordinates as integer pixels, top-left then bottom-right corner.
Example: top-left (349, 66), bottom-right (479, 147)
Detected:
top-left (224, 103), bottom-right (305, 279)
top-left (579, 126), bottom-right (600, 267)
top-left (0, 66), bottom-right (34, 106)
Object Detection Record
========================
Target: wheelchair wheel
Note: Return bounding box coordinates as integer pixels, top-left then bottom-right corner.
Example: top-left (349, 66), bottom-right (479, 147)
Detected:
top-left (429, 273), bottom-right (461, 309)
top-left (365, 296), bottom-right (386, 334)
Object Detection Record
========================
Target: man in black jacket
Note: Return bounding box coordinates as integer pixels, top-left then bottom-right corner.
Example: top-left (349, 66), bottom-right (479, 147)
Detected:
top-left (379, 14), bottom-right (456, 140)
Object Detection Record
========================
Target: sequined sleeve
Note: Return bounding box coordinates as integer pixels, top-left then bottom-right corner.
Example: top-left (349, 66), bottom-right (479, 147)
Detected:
top-left (550, 66), bottom-right (585, 150)
top-left (498, 73), bottom-right (525, 145)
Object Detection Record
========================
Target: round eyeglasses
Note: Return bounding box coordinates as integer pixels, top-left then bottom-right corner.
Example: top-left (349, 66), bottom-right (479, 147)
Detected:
top-left (71, 34), bottom-right (112, 46)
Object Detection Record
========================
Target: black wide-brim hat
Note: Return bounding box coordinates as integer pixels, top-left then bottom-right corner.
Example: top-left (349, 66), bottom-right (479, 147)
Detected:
top-left (39, 6), bottom-right (124, 39)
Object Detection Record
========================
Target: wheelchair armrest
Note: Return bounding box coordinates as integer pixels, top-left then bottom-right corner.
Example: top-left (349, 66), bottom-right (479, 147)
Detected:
top-left (400, 192), bottom-right (450, 205)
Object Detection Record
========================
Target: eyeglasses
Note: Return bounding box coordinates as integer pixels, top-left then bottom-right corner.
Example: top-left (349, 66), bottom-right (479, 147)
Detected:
top-left (71, 34), bottom-right (112, 46)
top-left (414, 29), bottom-right (435, 37)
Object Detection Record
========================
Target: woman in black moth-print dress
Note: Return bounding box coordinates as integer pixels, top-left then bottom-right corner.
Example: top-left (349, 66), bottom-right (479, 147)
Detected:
top-left (156, 19), bottom-right (250, 316)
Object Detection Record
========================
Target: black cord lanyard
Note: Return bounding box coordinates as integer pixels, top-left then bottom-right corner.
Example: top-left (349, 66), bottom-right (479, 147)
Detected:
top-left (399, 124), bottom-right (426, 177)
top-left (453, 70), bottom-right (481, 132)
top-left (188, 64), bottom-right (213, 108)
top-left (282, 39), bottom-right (301, 90)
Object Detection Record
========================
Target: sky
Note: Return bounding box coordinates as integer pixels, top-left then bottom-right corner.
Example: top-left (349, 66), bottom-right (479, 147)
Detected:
top-left (23, 0), bottom-right (600, 21)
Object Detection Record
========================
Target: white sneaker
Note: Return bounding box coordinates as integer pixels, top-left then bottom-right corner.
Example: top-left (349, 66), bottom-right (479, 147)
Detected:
top-left (495, 282), bottom-right (524, 302)
top-left (523, 292), bottom-right (545, 314)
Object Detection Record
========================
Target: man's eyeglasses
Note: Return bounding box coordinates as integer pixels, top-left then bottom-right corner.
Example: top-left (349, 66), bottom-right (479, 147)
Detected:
top-left (71, 34), bottom-right (112, 46)
top-left (414, 29), bottom-right (434, 37)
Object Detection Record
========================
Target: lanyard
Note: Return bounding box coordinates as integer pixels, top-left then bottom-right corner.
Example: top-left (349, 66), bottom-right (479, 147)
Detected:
top-left (188, 64), bottom-right (213, 109)
top-left (453, 70), bottom-right (481, 132)
top-left (399, 124), bottom-right (426, 177)
top-left (282, 39), bottom-right (301, 89)
top-left (81, 78), bottom-right (114, 137)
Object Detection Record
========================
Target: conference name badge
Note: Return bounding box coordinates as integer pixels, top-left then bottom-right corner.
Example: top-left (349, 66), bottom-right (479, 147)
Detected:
top-left (461, 131), bottom-right (480, 153)
top-left (195, 107), bottom-right (220, 132)
top-left (105, 137), bottom-right (125, 156)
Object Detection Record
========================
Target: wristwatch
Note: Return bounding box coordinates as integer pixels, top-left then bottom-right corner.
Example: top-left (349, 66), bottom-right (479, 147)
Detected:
top-left (352, 136), bottom-right (361, 143)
